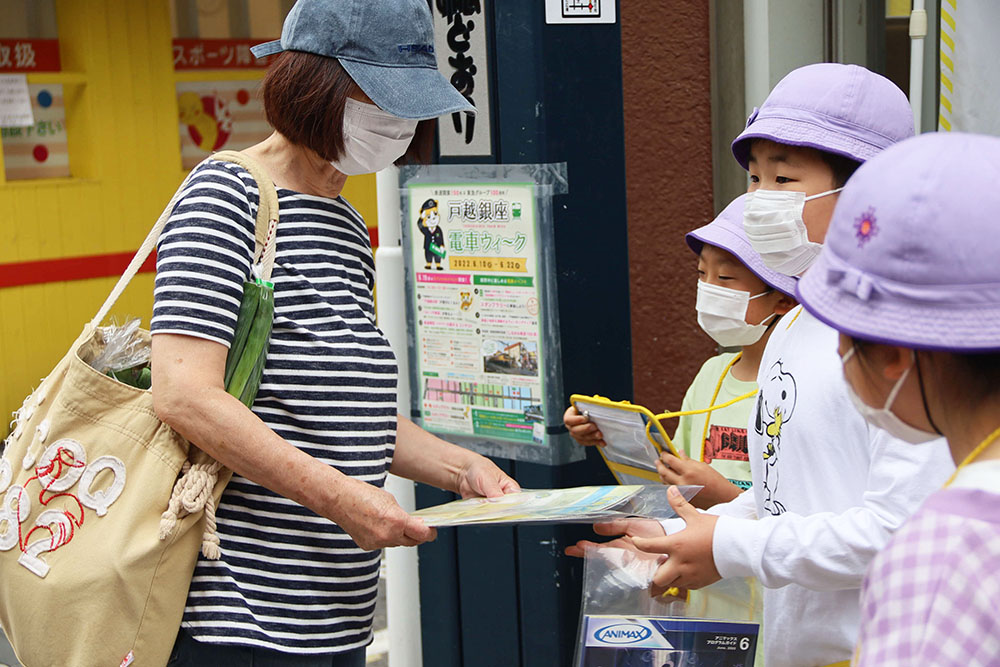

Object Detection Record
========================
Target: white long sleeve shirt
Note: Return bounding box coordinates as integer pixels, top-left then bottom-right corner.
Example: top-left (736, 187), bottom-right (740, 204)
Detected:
top-left (664, 306), bottom-right (954, 667)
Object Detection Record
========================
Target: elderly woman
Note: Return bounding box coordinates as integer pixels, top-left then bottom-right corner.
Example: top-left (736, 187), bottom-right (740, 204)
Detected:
top-left (151, 1), bottom-right (519, 664)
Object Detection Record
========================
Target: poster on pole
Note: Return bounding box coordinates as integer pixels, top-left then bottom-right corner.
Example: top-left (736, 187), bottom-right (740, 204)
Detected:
top-left (400, 164), bottom-right (576, 464)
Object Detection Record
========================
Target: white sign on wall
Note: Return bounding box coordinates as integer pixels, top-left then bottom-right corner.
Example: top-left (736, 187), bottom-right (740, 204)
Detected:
top-left (432, 0), bottom-right (493, 157)
top-left (0, 74), bottom-right (33, 128)
top-left (544, 0), bottom-right (617, 25)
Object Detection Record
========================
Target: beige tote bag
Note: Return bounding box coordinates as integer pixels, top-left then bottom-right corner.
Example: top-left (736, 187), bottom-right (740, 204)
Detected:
top-left (0, 150), bottom-right (278, 667)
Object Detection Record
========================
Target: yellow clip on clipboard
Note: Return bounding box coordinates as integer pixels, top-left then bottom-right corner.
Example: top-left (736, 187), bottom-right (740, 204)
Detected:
top-left (570, 394), bottom-right (676, 484)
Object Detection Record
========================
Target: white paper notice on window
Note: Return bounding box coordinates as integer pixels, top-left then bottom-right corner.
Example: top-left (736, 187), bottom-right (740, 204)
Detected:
top-left (545, 0), bottom-right (617, 24)
top-left (0, 74), bottom-right (34, 128)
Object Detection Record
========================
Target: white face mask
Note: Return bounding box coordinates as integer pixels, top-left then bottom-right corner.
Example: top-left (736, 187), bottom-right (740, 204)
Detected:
top-left (743, 187), bottom-right (843, 277)
top-left (331, 99), bottom-right (418, 176)
top-left (696, 281), bottom-right (777, 348)
top-left (841, 347), bottom-right (939, 444)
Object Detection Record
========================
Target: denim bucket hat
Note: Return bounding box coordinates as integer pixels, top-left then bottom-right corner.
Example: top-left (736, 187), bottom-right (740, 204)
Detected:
top-left (798, 132), bottom-right (1000, 352)
top-left (732, 63), bottom-right (913, 170)
top-left (251, 0), bottom-right (475, 120)
top-left (686, 194), bottom-right (798, 297)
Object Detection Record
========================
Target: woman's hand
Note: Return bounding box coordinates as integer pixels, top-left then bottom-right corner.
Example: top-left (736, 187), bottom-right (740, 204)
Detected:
top-left (564, 405), bottom-right (606, 447)
top-left (657, 451), bottom-right (741, 509)
top-left (456, 455), bottom-right (521, 499)
top-left (392, 416), bottom-right (522, 498)
top-left (332, 477), bottom-right (437, 551)
top-left (564, 518), bottom-right (666, 557)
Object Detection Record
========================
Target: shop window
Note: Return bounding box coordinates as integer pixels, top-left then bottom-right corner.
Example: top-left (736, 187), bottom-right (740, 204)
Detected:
top-left (0, 0), bottom-right (73, 182)
top-left (170, 0), bottom-right (291, 169)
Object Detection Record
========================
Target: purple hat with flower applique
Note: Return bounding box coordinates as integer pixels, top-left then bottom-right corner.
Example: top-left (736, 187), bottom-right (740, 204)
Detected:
top-left (798, 132), bottom-right (1000, 351)
top-left (731, 63), bottom-right (914, 171)
top-left (686, 194), bottom-right (798, 297)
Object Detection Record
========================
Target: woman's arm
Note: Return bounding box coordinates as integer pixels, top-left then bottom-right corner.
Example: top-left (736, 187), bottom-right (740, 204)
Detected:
top-left (391, 415), bottom-right (521, 498)
top-left (151, 333), bottom-right (435, 550)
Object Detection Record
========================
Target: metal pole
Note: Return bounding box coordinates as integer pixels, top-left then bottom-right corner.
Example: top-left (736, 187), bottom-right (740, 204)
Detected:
top-left (743, 0), bottom-right (771, 122)
top-left (909, 0), bottom-right (928, 132)
top-left (374, 165), bottom-right (424, 667)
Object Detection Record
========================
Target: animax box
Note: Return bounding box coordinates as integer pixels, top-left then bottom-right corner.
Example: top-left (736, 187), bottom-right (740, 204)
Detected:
top-left (579, 615), bottom-right (759, 667)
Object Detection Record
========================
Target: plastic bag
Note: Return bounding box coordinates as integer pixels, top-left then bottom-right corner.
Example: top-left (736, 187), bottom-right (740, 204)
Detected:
top-left (87, 318), bottom-right (152, 390)
top-left (575, 545), bottom-right (761, 667)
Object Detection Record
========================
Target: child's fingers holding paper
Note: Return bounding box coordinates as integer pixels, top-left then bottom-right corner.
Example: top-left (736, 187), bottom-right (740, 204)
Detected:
top-left (564, 405), bottom-right (606, 446)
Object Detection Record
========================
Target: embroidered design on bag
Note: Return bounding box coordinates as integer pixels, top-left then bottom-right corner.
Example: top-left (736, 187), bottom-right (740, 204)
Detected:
top-left (0, 437), bottom-right (126, 577)
top-left (0, 457), bottom-right (11, 494)
top-left (7, 377), bottom-right (48, 444)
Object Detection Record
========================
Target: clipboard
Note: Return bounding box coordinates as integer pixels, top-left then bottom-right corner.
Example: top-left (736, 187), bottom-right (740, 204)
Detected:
top-left (570, 394), bottom-right (679, 485)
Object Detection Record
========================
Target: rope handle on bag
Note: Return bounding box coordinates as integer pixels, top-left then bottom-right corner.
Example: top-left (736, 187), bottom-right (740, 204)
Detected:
top-left (85, 151), bottom-right (279, 558)
top-left (90, 150), bottom-right (280, 329)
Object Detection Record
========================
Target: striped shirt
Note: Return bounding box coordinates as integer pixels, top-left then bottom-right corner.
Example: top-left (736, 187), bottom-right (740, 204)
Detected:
top-left (151, 160), bottom-right (397, 654)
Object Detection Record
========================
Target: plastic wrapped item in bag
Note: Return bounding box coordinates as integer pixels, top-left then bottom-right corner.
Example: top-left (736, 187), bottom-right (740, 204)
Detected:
top-left (85, 317), bottom-right (152, 390)
top-left (575, 546), bottom-right (761, 667)
top-left (412, 485), bottom-right (704, 527)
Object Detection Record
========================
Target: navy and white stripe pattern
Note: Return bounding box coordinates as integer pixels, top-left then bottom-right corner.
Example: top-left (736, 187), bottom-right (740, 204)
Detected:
top-left (152, 161), bottom-right (397, 654)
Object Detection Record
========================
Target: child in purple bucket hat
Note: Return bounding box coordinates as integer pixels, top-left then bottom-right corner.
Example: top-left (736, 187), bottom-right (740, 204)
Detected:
top-left (565, 194), bottom-right (797, 510)
top-left (659, 193), bottom-right (798, 505)
top-left (798, 132), bottom-right (1000, 666)
top-left (598, 64), bottom-right (954, 667)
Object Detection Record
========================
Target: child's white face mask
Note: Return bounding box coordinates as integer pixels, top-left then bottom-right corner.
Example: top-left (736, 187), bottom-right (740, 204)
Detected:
top-left (743, 187), bottom-right (842, 277)
top-left (331, 99), bottom-right (418, 176)
top-left (696, 281), bottom-right (776, 348)
top-left (841, 347), bottom-right (939, 444)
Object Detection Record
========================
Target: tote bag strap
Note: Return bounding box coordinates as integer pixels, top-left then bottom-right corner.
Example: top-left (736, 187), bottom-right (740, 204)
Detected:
top-left (90, 151), bottom-right (280, 328)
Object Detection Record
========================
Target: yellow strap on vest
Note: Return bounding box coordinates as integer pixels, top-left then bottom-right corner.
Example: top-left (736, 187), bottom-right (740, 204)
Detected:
top-left (944, 424), bottom-right (1000, 487)
top-left (821, 661), bottom-right (851, 667)
top-left (646, 388), bottom-right (758, 457)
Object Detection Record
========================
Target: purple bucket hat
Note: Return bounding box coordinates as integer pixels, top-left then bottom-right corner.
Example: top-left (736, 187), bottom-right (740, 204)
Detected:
top-left (732, 63), bottom-right (913, 171)
top-left (687, 194), bottom-right (798, 297)
top-left (798, 132), bottom-right (1000, 352)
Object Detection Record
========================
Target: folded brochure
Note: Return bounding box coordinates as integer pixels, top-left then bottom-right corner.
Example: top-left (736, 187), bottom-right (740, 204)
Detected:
top-left (411, 485), bottom-right (701, 527)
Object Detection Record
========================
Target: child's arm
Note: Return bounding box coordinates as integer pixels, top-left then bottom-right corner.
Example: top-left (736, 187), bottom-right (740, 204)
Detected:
top-left (712, 429), bottom-right (954, 591)
top-left (657, 359), bottom-right (744, 508)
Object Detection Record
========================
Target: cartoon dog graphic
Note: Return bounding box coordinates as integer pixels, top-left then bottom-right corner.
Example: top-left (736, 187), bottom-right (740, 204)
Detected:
top-left (756, 360), bottom-right (798, 515)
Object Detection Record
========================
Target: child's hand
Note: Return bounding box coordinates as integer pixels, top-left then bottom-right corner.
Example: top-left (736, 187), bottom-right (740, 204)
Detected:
top-left (632, 486), bottom-right (721, 593)
top-left (657, 452), bottom-right (742, 510)
top-left (563, 405), bottom-right (606, 447)
top-left (563, 518), bottom-right (666, 557)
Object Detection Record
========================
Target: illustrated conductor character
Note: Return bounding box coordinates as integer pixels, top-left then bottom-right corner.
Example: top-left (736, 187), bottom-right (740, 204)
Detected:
top-left (417, 198), bottom-right (446, 270)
